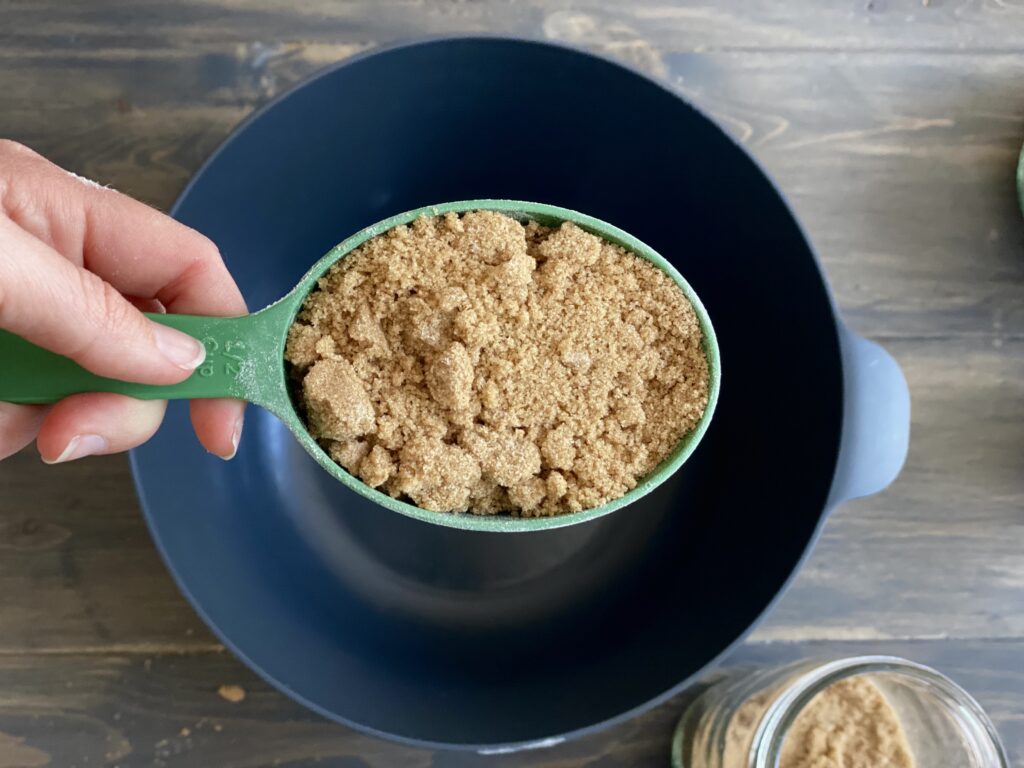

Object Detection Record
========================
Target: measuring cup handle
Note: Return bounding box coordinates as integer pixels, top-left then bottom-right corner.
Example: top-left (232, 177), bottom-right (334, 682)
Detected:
top-left (0, 305), bottom-right (290, 407)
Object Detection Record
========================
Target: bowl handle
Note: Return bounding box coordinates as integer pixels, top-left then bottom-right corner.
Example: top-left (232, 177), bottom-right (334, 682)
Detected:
top-left (828, 324), bottom-right (911, 506)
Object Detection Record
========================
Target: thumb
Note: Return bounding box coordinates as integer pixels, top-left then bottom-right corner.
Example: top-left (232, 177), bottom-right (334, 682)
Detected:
top-left (0, 217), bottom-right (205, 385)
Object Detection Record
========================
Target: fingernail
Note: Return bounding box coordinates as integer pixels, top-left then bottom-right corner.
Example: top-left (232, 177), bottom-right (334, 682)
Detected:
top-left (219, 418), bottom-right (243, 461)
top-left (152, 323), bottom-right (206, 371)
top-left (43, 434), bottom-right (108, 464)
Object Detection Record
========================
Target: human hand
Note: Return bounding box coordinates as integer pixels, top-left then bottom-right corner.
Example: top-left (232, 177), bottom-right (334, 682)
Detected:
top-left (0, 140), bottom-right (247, 462)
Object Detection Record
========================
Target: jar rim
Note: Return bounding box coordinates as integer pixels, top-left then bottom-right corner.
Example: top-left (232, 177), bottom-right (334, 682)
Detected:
top-left (750, 655), bottom-right (1009, 768)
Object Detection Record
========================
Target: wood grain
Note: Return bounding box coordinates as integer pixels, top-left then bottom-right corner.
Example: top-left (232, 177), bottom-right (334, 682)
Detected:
top-left (757, 337), bottom-right (1024, 642)
top-left (1, 49), bottom-right (1021, 341)
top-left (0, 451), bottom-right (213, 653)
top-left (0, 639), bottom-right (1016, 767)
top-left (1, 0), bottom-right (1023, 54)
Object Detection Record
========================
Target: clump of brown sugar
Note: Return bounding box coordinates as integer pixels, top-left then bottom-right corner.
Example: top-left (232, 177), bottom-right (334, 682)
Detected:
top-left (722, 677), bottom-right (916, 768)
top-left (285, 211), bottom-right (709, 516)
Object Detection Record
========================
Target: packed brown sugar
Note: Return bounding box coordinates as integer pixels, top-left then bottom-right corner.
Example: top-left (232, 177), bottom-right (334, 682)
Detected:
top-left (285, 211), bottom-right (709, 516)
top-left (722, 677), bottom-right (915, 768)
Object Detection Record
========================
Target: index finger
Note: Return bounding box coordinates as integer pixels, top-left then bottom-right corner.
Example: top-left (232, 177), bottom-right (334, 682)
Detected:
top-left (1, 140), bottom-right (248, 460)
top-left (0, 140), bottom-right (247, 317)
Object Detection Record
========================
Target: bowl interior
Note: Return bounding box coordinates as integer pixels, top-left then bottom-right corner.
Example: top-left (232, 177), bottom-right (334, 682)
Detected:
top-left (278, 198), bottom-right (721, 532)
top-left (134, 38), bottom-right (843, 747)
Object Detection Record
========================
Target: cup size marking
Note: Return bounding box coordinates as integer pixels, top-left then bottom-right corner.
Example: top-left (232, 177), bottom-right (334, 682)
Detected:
top-left (197, 337), bottom-right (247, 379)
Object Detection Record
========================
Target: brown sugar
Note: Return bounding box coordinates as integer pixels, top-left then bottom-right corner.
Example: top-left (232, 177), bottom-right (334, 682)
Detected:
top-left (722, 677), bottom-right (916, 768)
top-left (285, 211), bottom-right (709, 515)
top-left (216, 684), bottom-right (246, 704)
top-left (782, 677), bottom-right (915, 768)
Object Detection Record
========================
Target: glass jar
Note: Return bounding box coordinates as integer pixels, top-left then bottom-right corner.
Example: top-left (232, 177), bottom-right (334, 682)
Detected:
top-left (673, 656), bottom-right (1008, 768)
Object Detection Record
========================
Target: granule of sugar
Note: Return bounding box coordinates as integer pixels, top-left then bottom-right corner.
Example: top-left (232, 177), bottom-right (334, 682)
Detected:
top-left (285, 211), bottom-right (709, 516)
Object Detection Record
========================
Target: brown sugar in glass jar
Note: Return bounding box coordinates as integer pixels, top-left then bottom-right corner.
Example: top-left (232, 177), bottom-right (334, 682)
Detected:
top-left (673, 656), bottom-right (1008, 768)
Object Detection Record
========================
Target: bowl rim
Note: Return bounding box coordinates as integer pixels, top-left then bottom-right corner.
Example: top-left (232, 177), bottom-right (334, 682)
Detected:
top-left (143, 33), bottom-right (846, 751)
top-left (1016, 140), bottom-right (1024, 218)
top-left (270, 198), bottom-right (721, 532)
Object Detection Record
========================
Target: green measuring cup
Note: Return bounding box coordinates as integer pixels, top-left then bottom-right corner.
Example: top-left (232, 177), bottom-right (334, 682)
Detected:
top-left (0, 200), bottom-right (720, 532)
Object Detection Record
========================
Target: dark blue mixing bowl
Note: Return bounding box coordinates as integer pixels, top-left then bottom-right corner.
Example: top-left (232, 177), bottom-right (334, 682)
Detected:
top-left (131, 37), bottom-right (909, 751)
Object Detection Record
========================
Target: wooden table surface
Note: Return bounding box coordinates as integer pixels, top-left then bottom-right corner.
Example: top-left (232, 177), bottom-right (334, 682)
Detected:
top-left (1, 2), bottom-right (1023, 766)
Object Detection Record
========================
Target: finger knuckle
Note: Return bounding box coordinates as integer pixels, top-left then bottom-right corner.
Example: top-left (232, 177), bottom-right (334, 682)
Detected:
top-left (184, 234), bottom-right (225, 277)
top-left (194, 233), bottom-right (221, 261)
top-left (0, 142), bottom-right (45, 217)
top-left (0, 138), bottom-right (26, 156)
top-left (77, 270), bottom-right (139, 344)
top-left (0, 139), bottom-right (40, 164)
top-left (160, 234), bottom-right (221, 295)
